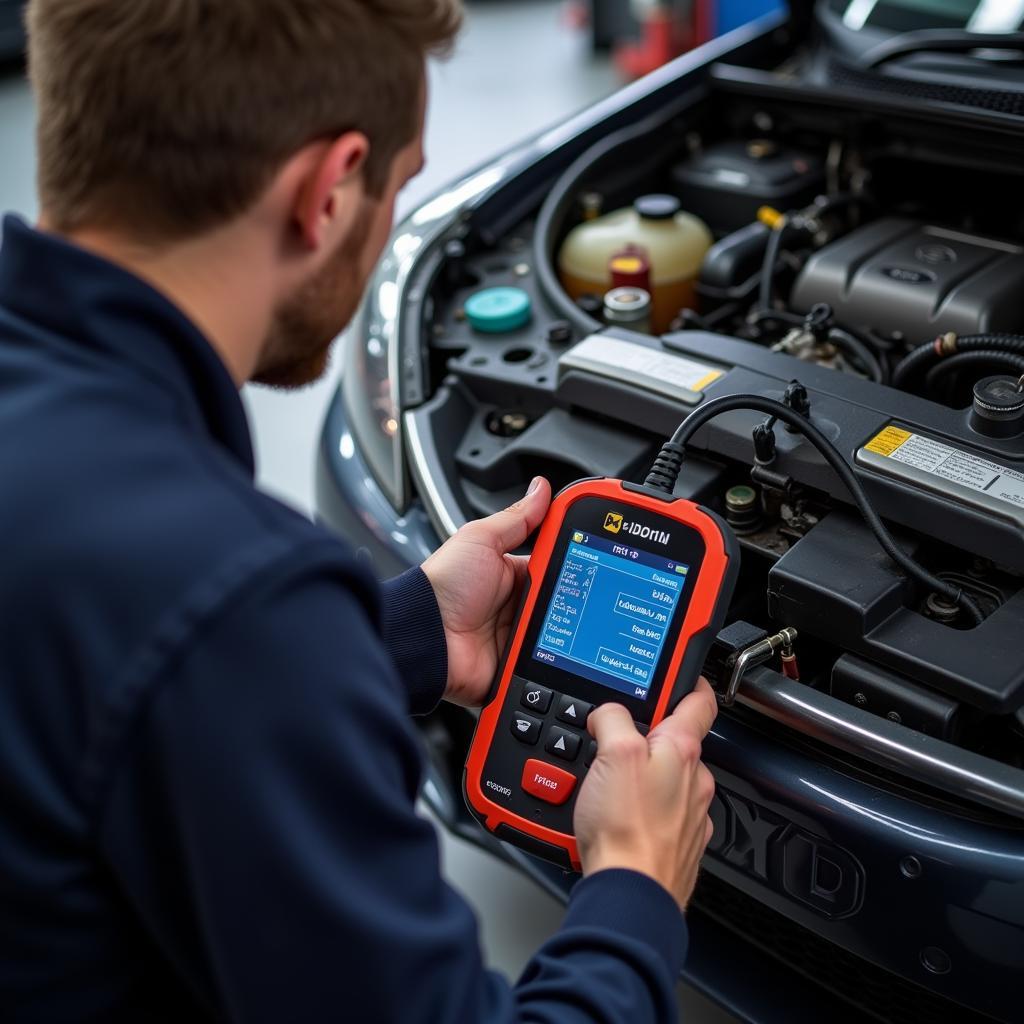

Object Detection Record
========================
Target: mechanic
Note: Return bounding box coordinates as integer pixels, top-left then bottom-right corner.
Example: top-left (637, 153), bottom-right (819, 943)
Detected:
top-left (0, 2), bottom-right (719, 1021)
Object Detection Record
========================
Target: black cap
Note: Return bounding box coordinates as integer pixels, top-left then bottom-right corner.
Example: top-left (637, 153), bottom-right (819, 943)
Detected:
top-left (970, 375), bottom-right (1024, 438)
top-left (634, 194), bottom-right (681, 221)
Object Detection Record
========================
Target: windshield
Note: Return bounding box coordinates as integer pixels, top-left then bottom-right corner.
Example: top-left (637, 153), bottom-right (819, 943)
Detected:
top-left (829, 0), bottom-right (1024, 32)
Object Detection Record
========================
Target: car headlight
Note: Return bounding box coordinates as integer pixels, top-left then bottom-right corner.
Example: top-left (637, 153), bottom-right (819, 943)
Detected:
top-left (342, 165), bottom-right (509, 511)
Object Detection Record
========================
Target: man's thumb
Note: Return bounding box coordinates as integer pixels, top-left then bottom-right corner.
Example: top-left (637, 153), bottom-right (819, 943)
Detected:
top-left (482, 476), bottom-right (551, 553)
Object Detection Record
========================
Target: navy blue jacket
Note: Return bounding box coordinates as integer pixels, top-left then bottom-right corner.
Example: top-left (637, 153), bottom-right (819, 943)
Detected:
top-left (0, 216), bottom-right (687, 1022)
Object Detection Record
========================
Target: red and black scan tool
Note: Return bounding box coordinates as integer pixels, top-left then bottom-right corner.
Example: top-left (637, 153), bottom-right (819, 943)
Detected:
top-left (464, 478), bottom-right (739, 871)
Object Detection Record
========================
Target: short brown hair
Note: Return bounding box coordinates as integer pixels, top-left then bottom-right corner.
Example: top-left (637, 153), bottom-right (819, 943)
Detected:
top-left (26, 0), bottom-right (461, 239)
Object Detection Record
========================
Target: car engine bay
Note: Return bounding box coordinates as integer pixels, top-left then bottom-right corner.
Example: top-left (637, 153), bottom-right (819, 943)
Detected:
top-left (391, 54), bottom-right (1024, 809)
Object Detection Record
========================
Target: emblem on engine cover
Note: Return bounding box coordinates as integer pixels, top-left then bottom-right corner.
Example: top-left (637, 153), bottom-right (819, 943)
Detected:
top-left (708, 786), bottom-right (865, 920)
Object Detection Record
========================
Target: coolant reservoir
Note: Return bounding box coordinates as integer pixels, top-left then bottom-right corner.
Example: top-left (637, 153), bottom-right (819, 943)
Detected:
top-left (558, 194), bottom-right (712, 334)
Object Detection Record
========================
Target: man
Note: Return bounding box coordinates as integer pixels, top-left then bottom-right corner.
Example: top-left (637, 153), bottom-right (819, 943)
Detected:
top-left (0, 2), bottom-right (719, 1021)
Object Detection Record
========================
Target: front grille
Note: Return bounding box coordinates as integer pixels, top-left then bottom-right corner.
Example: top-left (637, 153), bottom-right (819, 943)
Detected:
top-left (691, 873), bottom-right (1001, 1024)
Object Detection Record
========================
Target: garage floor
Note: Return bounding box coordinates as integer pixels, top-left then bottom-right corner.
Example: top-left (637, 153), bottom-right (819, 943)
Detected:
top-left (0, 3), bottom-right (733, 1019)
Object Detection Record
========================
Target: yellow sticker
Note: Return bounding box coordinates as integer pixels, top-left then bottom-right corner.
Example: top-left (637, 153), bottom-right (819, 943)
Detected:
top-left (692, 370), bottom-right (724, 392)
top-left (865, 426), bottom-right (912, 457)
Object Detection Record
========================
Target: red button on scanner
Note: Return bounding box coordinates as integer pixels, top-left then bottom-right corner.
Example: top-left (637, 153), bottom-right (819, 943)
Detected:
top-left (521, 759), bottom-right (577, 805)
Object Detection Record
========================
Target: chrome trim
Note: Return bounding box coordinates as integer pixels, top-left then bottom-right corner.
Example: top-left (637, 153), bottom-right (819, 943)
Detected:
top-left (738, 666), bottom-right (1024, 822)
top-left (404, 410), bottom-right (462, 541)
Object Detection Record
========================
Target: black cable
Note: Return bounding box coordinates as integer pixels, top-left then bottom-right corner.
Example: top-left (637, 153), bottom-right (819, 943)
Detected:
top-left (702, 303), bottom-right (741, 330)
top-left (829, 328), bottom-right (885, 384)
top-left (676, 309), bottom-right (714, 332)
top-left (745, 311), bottom-right (885, 382)
top-left (748, 308), bottom-right (804, 329)
top-left (924, 351), bottom-right (1024, 399)
top-left (757, 223), bottom-right (790, 314)
top-left (644, 394), bottom-right (984, 626)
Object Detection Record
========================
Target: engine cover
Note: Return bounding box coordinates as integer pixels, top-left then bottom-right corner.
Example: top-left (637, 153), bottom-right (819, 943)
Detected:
top-left (790, 217), bottom-right (1024, 340)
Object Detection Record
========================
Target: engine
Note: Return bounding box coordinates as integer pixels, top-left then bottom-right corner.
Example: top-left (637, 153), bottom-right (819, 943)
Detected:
top-left (408, 90), bottom-right (1024, 788)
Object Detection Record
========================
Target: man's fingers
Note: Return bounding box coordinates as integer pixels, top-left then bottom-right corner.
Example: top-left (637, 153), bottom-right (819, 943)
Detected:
top-left (657, 677), bottom-right (719, 743)
top-left (588, 702), bottom-right (644, 750)
top-left (475, 476), bottom-right (551, 554)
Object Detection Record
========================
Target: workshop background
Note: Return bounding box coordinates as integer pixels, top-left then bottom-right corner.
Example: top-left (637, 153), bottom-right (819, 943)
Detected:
top-left (0, 2), bottom-right (774, 1018)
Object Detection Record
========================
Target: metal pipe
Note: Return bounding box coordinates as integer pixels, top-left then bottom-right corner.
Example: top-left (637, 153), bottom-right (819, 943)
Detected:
top-left (722, 627), bottom-right (797, 705)
top-left (735, 666), bottom-right (1024, 822)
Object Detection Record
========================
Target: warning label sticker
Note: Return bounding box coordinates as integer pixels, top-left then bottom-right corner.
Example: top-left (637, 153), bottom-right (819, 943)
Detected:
top-left (864, 426), bottom-right (912, 457)
top-left (860, 424), bottom-right (1024, 512)
top-left (560, 336), bottom-right (724, 404)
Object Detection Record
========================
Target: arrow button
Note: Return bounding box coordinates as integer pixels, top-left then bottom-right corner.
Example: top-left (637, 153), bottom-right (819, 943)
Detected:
top-left (544, 726), bottom-right (581, 762)
top-left (556, 695), bottom-right (593, 728)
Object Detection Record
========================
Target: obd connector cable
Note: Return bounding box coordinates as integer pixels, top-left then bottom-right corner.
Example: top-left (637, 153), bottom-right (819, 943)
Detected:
top-left (644, 393), bottom-right (984, 626)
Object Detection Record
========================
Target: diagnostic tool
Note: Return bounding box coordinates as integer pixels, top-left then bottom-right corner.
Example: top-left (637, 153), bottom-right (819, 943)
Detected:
top-left (464, 478), bottom-right (739, 870)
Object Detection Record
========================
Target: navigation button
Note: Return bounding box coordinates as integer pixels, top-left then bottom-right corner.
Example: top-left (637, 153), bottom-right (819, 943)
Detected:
top-left (555, 695), bottom-right (593, 728)
top-left (584, 739), bottom-right (598, 766)
top-left (520, 682), bottom-right (553, 714)
top-left (521, 759), bottom-right (577, 805)
top-left (545, 726), bottom-right (581, 762)
top-left (509, 712), bottom-right (542, 745)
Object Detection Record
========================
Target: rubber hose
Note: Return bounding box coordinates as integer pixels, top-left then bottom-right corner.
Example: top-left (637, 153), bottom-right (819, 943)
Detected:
top-left (655, 394), bottom-right (984, 625)
top-left (924, 350), bottom-right (1024, 398)
top-left (748, 309), bottom-right (804, 329)
top-left (829, 328), bottom-right (885, 383)
top-left (757, 224), bottom-right (790, 314)
top-left (893, 334), bottom-right (1024, 390)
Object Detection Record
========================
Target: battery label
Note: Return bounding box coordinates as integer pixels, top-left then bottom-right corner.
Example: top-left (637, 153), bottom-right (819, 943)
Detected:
top-left (859, 424), bottom-right (1024, 514)
top-left (559, 335), bottom-right (724, 405)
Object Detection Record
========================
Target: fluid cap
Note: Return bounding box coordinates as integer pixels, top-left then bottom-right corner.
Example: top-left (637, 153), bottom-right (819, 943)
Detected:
top-left (634, 194), bottom-right (682, 221)
top-left (465, 287), bottom-right (532, 334)
top-left (970, 375), bottom-right (1024, 438)
top-left (603, 287), bottom-right (652, 330)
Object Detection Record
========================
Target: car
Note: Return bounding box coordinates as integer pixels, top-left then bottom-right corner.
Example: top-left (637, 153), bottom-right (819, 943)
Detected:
top-left (317, 2), bottom-right (1024, 1021)
top-left (0, 1), bottom-right (24, 62)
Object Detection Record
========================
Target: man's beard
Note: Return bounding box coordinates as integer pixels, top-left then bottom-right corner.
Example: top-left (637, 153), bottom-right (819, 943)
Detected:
top-left (252, 201), bottom-right (376, 390)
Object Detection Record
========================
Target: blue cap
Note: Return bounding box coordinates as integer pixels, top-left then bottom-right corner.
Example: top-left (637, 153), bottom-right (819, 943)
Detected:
top-left (465, 287), bottom-right (532, 334)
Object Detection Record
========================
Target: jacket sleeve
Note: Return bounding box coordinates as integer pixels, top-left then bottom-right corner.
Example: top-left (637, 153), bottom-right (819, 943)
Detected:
top-left (94, 556), bottom-right (686, 1023)
top-left (379, 566), bottom-right (449, 715)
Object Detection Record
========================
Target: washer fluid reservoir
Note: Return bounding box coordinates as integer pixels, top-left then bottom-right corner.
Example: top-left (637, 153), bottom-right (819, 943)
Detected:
top-left (558, 193), bottom-right (712, 334)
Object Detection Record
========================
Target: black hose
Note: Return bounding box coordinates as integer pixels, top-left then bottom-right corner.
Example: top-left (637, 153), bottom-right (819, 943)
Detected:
top-left (748, 308), bottom-right (804, 329)
top-left (829, 328), bottom-right (885, 384)
top-left (677, 309), bottom-right (714, 331)
top-left (757, 224), bottom-right (791, 314)
top-left (746, 311), bottom-right (885, 382)
top-left (924, 351), bottom-right (1024, 398)
top-left (646, 394), bottom-right (984, 625)
top-left (893, 334), bottom-right (1024, 390)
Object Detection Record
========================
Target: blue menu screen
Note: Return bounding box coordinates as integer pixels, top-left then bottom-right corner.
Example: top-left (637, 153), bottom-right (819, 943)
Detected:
top-left (532, 531), bottom-right (688, 700)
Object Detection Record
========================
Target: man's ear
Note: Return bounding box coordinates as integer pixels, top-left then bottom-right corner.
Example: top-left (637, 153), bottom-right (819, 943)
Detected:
top-left (294, 131), bottom-right (370, 251)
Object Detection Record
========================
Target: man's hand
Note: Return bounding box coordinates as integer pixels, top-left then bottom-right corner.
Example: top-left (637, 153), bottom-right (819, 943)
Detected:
top-left (573, 679), bottom-right (719, 911)
top-left (422, 477), bottom-right (551, 707)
